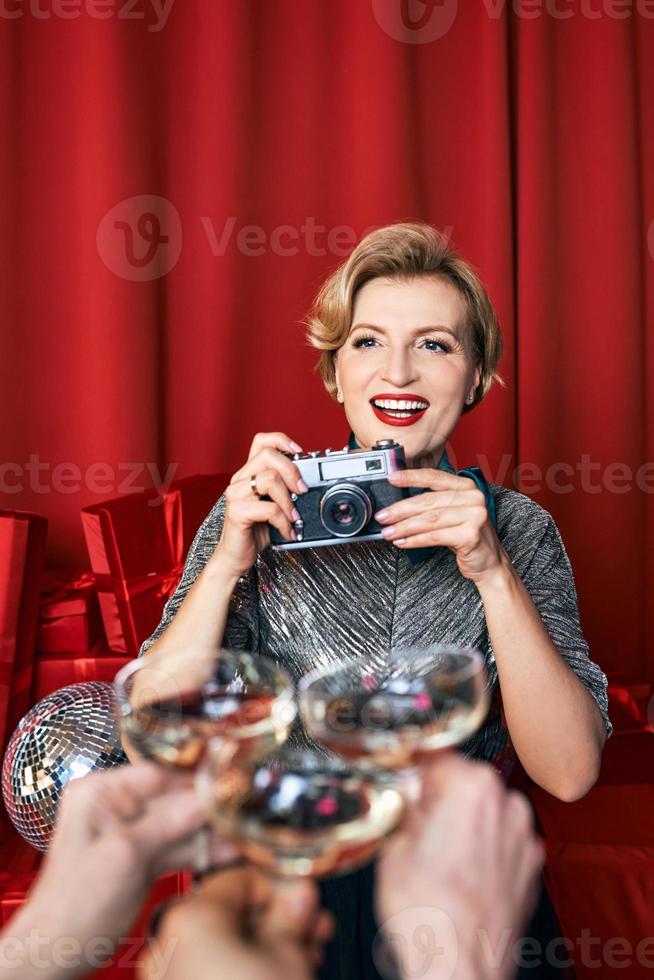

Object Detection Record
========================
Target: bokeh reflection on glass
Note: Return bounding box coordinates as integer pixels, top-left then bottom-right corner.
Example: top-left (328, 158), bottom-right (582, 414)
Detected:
top-left (298, 646), bottom-right (489, 771)
top-left (196, 741), bottom-right (406, 878)
top-left (114, 648), bottom-right (297, 770)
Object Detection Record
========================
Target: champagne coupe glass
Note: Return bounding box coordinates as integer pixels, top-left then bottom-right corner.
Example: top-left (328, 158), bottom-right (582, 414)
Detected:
top-left (195, 741), bottom-right (406, 879)
top-left (114, 648), bottom-right (297, 770)
top-left (298, 645), bottom-right (489, 772)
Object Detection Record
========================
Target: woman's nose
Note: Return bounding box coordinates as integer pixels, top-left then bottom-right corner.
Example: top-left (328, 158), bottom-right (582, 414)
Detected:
top-left (381, 348), bottom-right (418, 388)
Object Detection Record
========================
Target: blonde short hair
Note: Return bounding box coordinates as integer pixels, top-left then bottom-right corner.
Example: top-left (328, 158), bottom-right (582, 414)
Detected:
top-left (305, 222), bottom-right (504, 412)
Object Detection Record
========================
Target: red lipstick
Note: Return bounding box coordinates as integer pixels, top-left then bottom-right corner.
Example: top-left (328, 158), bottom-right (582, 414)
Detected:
top-left (369, 392), bottom-right (430, 428)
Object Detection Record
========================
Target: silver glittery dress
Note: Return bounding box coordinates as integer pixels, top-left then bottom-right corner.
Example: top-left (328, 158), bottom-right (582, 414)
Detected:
top-left (140, 481), bottom-right (612, 980)
top-left (140, 482), bottom-right (612, 754)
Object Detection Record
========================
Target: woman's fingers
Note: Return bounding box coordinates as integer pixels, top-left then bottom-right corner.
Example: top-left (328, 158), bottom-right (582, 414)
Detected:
top-left (233, 447), bottom-right (307, 497)
top-left (388, 468), bottom-right (478, 493)
top-left (375, 486), bottom-right (483, 524)
top-left (393, 526), bottom-right (475, 550)
top-left (228, 497), bottom-right (295, 542)
top-left (381, 506), bottom-right (473, 542)
top-left (247, 431), bottom-right (303, 461)
top-left (225, 477), bottom-right (297, 539)
top-left (249, 468), bottom-right (299, 522)
top-left (222, 435), bottom-right (308, 558)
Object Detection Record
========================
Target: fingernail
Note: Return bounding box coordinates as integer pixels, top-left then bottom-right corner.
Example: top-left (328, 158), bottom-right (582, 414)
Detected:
top-left (289, 440), bottom-right (303, 452)
top-left (394, 538), bottom-right (406, 546)
top-left (381, 526), bottom-right (395, 539)
top-left (297, 479), bottom-right (309, 493)
top-left (375, 509), bottom-right (389, 522)
top-left (291, 507), bottom-right (301, 521)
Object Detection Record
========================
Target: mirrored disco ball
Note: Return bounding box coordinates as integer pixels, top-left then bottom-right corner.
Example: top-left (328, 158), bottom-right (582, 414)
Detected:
top-left (2, 681), bottom-right (127, 851)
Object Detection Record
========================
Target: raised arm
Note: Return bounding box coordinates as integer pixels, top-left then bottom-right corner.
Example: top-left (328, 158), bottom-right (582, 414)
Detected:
top-left (476, 512), bottom-right (610, 801)
top-left (377, 469), bottom-right (611, 802)
top-left (136, 431), bottom-right (307, 676)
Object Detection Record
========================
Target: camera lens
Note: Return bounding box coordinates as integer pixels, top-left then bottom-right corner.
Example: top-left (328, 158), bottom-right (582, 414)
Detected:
top-left (320, 483), bottom-right (372, 538)
top-left (333, 501), bottom-right (356, 526)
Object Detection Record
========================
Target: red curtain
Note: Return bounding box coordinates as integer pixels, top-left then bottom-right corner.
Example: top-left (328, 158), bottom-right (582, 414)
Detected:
top-left (1, 0), bottom-right (652, 679)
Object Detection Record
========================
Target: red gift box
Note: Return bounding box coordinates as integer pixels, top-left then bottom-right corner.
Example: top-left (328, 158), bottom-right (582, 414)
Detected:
top-left (81, 474), bottom-right (228, 657)
top-left (31, 643), bottom-right (130, 702)
top-left (37, 569), bottom-right (103, 655)
top-left (0, 510), bottom-right (47, 749)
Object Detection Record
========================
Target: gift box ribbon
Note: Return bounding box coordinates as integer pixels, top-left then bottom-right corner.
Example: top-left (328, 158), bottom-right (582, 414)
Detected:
top-left (41, 570), bottom-right (96, 602)
top-left (37, 569), bottom-right (104, 655)
top-left (84, 491), bottom-right (185, 654)
top-left (82, 476), bottom-right (230, 657)
top-left (93, 561), bottom-right (186, 654)
top-left (40, 571), bottom-right (96, 614)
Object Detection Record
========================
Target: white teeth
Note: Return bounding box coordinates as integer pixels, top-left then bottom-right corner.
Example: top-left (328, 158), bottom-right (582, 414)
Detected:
top-left (372, 398), bottom-right (428, 411)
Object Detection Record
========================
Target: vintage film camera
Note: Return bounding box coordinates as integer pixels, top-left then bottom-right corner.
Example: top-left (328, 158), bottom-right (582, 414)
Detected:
top-left (268, 439), bottom-right (408, 550)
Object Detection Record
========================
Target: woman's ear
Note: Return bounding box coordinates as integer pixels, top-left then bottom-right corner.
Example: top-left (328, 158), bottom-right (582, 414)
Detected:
top-left (333, 352), bottom-right (345, 403)
top-left (465, 362), bottom-right (482, 406)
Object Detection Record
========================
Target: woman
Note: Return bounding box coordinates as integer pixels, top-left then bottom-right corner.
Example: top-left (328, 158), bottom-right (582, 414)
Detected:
top-left (140, 223), bottom-right (611, 979)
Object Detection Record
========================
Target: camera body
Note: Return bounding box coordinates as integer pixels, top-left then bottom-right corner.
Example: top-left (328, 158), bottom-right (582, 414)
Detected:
top-left (268, 439), bottom-right (408, 551)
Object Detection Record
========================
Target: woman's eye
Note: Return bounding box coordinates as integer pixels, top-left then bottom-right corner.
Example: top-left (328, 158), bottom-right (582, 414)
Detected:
top-left (423, 339), bottom-right (452, 353)
top-left (352, 336), bottom-right (378, 349)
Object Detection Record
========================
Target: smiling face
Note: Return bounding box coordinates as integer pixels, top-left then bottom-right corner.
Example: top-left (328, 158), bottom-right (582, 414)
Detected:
top-left (334, 276), bottom-right (481, 464)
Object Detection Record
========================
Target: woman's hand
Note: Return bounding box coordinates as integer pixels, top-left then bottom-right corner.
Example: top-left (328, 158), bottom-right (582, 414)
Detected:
top-left (374, 468), bottom-right (507, 585)
top-left (214, 432), bottom-right (308, 578)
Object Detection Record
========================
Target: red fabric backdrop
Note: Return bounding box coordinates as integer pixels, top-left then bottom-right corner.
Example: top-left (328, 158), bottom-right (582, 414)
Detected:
top-left (0, 0), bottom-right (652, 680)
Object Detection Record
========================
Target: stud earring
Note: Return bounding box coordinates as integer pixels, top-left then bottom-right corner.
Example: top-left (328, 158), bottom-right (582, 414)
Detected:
top-left (466, 390), bottom-right (475, 405)
top-left (336, 387), bottom-right (344, 403)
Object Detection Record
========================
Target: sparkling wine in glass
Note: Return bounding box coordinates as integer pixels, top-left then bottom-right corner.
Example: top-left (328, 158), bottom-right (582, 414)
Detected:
top-left (114, 648), bottom-right (297, 770)
top-left (196, 742), bottom-right (406, 878)
top-left (298, 646), bottom-right (489, 770)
